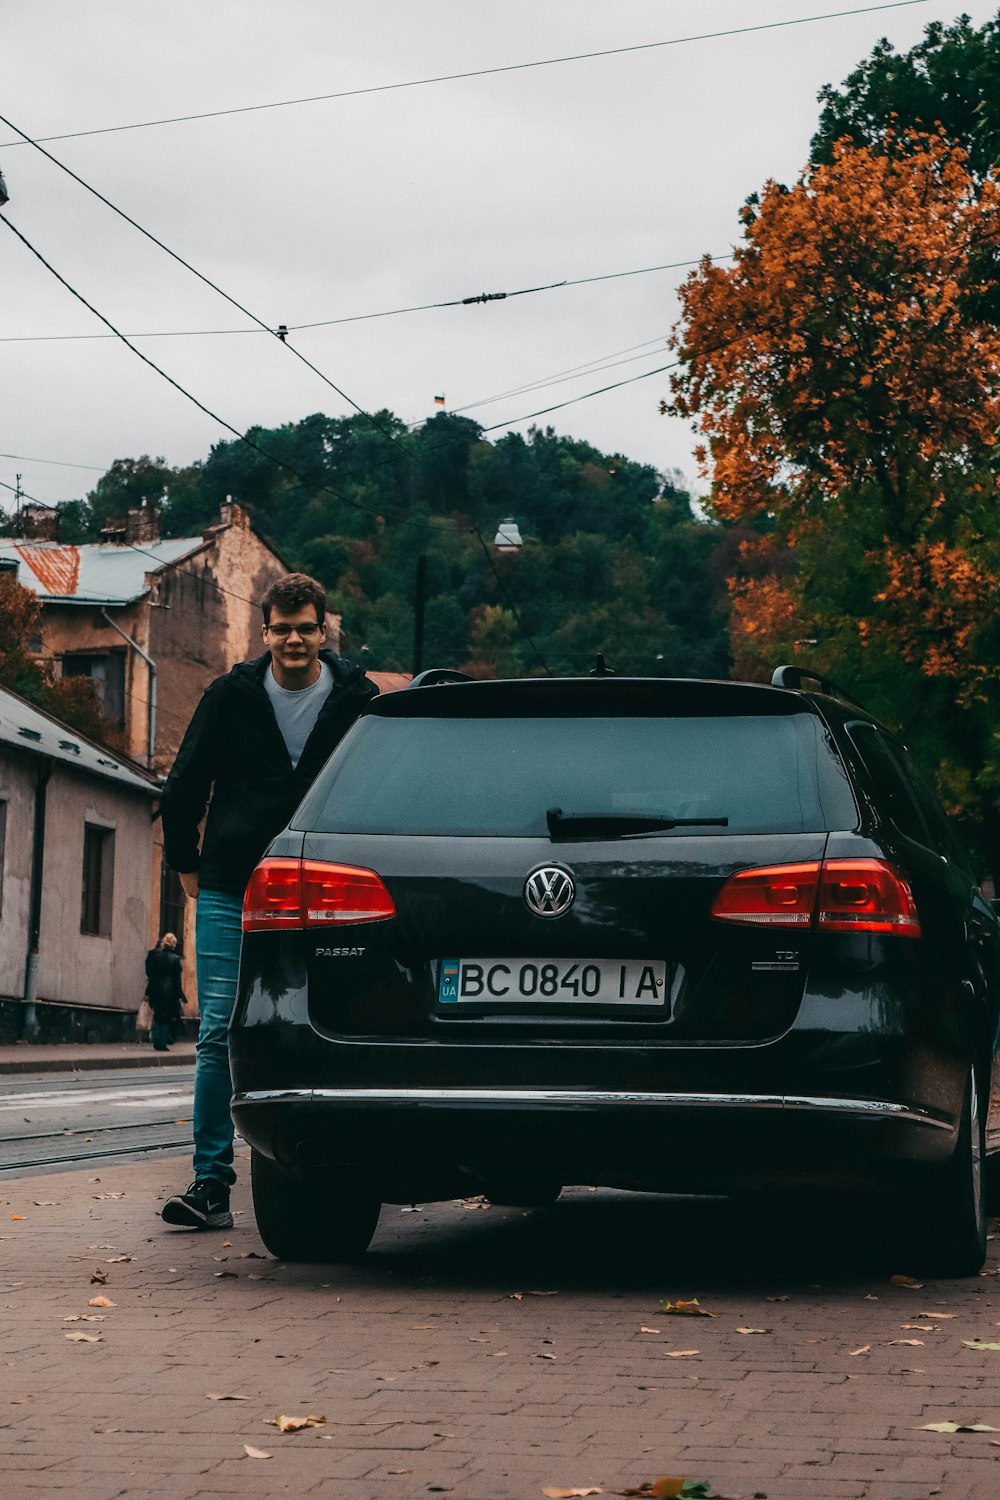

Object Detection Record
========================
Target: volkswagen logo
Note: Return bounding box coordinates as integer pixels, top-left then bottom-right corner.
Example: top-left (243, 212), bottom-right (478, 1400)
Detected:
top-left (524, 866), bottom-right (576, 918)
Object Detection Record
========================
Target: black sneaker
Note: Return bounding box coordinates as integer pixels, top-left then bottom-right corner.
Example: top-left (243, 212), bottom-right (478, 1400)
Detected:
top-left (161, 1178), bottom-right (233, 1229)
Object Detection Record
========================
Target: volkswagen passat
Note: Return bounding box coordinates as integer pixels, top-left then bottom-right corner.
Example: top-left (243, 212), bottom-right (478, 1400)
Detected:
top-left (229, 668), bottom-right (1000, 1273)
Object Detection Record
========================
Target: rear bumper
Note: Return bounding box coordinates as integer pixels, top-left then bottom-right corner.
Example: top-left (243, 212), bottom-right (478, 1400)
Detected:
top-left (231, 1085), bottom-right (956, 1195)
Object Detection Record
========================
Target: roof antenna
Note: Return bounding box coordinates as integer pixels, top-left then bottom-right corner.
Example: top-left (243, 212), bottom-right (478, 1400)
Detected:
top-left (590, 653), bottom-right (615, 677)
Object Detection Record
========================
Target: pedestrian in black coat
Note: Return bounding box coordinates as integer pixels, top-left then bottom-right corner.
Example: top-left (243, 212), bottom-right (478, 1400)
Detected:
top-left (145, 932), bottom-right (184, 1051)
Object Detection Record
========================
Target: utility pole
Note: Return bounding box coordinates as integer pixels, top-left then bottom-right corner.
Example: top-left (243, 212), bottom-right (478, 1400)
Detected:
top-left (14, 473), bottom-right (22, 527)
top-left (412, 554), bottom-right (427, 677)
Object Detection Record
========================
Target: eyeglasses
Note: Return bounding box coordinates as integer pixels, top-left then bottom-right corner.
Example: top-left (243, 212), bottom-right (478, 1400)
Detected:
top-left (265, 621), bottom-right (323, 639)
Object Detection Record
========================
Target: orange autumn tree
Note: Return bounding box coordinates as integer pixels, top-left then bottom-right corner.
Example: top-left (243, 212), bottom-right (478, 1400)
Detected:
top-left (667, 132), bottom-right (1000, 869)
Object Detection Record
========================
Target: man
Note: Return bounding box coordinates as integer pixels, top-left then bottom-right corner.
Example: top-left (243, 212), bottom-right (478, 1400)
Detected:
top-left (159, 572), bottom-right (377, 1229)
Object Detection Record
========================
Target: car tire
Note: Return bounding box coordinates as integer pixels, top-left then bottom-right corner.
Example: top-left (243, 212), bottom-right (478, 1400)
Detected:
top-left (897, 1066), bottom-right (987, 1278)
top-left (481, 1179), bottom-right (563, 1208)
top-left (250, 1149), bottom-right (381, 1262)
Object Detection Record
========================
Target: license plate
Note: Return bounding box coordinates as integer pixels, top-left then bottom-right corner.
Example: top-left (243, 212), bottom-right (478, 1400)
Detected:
top-left (438, 958), bottom-right (668, 1007)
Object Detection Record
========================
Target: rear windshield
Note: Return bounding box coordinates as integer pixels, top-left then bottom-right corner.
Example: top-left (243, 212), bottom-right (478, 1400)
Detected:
top-left (294, 712), bottom-right (857, 837)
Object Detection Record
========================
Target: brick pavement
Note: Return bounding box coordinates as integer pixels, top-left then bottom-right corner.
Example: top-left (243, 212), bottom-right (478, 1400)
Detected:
top-left (3, 1158), bottom-right (1000, 1500)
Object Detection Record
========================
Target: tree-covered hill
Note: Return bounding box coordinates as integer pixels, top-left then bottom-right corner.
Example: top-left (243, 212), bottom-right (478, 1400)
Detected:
top-left (44, 412), bottom-right (732, 681)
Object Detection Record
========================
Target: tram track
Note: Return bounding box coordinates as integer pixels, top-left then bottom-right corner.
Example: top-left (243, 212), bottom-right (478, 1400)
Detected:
top-left (0, 1135), bottom-right (193, 1173)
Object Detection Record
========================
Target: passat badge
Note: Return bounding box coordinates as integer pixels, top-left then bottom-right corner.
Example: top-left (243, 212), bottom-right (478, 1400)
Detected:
top-left (524, 866), bottom-right (575, 918)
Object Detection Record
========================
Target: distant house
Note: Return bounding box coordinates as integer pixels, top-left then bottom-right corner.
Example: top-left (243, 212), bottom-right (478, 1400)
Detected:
top-left (0, 500), bottom-right (339, 776)
top-left (0, 683), bottom-right (160, 1043)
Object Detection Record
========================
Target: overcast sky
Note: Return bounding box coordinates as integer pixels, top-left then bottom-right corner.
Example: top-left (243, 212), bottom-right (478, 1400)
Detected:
top-left (2, 0), bottom-right (995, 513)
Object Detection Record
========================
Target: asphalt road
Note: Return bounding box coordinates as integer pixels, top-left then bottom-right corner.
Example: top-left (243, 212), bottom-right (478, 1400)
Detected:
top-left (0, 1065), bottom-right (195, 1177)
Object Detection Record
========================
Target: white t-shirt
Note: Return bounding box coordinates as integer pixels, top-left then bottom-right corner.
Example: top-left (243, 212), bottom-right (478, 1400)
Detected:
top-left (264, 660), bottom-right (334, 768)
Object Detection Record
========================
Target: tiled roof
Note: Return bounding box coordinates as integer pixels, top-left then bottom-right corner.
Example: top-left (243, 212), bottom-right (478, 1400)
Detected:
top-left (0, 685), bottom-right (159, 795)
top-left (0, 537), bottom-right (204, 605)
top-left (367, 672), bottom-right (412, 694)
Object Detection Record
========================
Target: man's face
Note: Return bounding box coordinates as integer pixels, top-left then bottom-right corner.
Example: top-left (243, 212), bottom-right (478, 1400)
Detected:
top-left (263, 605), bottom-right (326, 675)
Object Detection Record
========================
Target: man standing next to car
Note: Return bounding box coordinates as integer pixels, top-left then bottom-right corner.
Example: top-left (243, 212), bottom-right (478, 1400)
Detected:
top-left (158, 572), bottom-right (378, 1230)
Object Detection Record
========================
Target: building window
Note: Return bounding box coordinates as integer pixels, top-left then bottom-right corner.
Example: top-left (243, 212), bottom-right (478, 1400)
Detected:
top-left (0, 800), bottom-right (6, 918)
top-left (81, 823), bottom-right (115, 937)
top-left (158, 863), bottom-right (185, 956)
top-left (62, 652), bottom-right (126, 727)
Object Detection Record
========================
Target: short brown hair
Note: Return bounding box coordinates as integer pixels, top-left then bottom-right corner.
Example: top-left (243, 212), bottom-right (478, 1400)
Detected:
top-left (261, 572), bottom-right (327, 625)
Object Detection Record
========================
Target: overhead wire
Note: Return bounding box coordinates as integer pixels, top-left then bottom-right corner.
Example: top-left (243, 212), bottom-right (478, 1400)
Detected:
top-left (0, 254), bottom-right (723, 344)
top-left (0, 2), bottom-right (929, 149)
top-left (0, 107), bottom-right (378, 426)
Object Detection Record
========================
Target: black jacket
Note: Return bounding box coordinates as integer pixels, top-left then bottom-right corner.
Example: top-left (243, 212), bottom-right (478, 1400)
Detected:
top-left (145, 947), bottom-right (184, 1020)
top-left (160, 649), bottom-right (378, 896)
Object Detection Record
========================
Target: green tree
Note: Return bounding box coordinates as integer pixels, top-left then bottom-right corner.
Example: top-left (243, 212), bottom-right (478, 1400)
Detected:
top-left (812, 13), bottom-right (1000, 183)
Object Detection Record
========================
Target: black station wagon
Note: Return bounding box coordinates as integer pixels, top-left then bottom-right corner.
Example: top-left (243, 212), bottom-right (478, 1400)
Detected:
top-left (229, 667), bottom-right (1000, 1274)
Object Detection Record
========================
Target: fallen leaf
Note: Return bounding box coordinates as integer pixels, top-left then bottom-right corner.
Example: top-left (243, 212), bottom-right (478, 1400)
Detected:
top-left (736, 1327), bottom-right (770, 1335)
top-left (527, 1290), bottom-right (559, 1296)
top-left (919, 1311), bottom-right (956, 1319)
top-left (410, 1325), bottom-right (435, 1331)
top-left (919, 1422), bottom-right (1000, 1433)
top-left (902, 1323), bottom-right (938, 1331)
top-left (90, 1270), bottom-right (107, 1285)
top-left (8, 1214), bottom-right (25, 1221)
top-left (206, 1392), bottom-right (248, 1401)
top-left (888, 1339), bottom-right (924, 1346)
top-left (88, 1297), bottom-right (115, 1308)
top-left (65, 1332), bottom-right (102, 1343)
top-left (105, 1256), bottom-right (131, 1264)
top-left (664, 1349), bottom-right (700, 1358)
top-left (273, 1414), bottom-right (326, 1432)
top-left (243, 1445), bottom-right (271, 1460)
top-left (64, 1314), bottom-right (103, 1323)
top-left (542, 1489), bottom-right (602, 1498)
top-left (213, 1270), bottom-right (238, 1279)
top-left (890, 1275), bottom-right (924, 1289)
top-left (419, 1360), bottom-right (439, 1368)
top-left (766, 1295), bottom-right (789, 1303)
top-left (510, 1292), bottom-right (524, 1300)
top-left (537, 1351), bottom-right (558, 1360)
top-left (32, 1201), bottom-right (57, 1207)
top-left (661, 1299), bottom-right (716, 1317)
top-left (849, 1345), bottom-right (871, 1356)
top-left (388, 1469), bottom-right (413, 1476)
top-left (92, 1192), bottom-right (126, 1201)
top-left (639, 1327), bottom-right (661, 1334)
top-left (962, 1340), bottom-right (1000, 1351)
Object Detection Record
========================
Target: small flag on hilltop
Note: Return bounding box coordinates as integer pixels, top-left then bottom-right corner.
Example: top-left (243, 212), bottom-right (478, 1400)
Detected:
top-left (434, 394), bottom-right (446, 407)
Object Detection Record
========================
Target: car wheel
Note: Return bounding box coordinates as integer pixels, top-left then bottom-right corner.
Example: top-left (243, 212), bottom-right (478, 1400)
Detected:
top-left (250, 1148), bottom-right (381, 1262)
top-left (481, 1179), bottom-right (563, 1208)
top-left (898, 1066), bottom-right (987, 1278)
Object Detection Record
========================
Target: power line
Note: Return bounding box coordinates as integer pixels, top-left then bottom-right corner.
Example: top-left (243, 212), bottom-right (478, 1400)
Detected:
top-left (0, 3), bottom-right (929, 150)
top-left (449, 337), bottom-right (670, 416)
top-left (0, 108), bottom-right (378, 425)
top-left (0, 255), bottom-right (725, 345)
top-left (481, 358), bottom-right (682, 433)
top-left (0, 450), bottom-right (107, 471)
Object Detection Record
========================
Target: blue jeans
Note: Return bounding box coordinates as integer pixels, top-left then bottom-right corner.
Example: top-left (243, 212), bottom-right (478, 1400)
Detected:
top-left (192, 889), bottom-right (243, 1186)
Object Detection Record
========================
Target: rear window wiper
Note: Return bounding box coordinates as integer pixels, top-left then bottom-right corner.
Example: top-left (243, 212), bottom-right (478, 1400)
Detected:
top-left (545, 807), bottom-right (729, 841)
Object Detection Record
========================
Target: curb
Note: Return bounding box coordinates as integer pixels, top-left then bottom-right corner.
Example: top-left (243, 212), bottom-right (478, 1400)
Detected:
top-left (0, 1048), bottom-right (196, 1076)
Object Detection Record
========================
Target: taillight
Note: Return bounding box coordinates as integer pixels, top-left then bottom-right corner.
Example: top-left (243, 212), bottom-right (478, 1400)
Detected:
top-left (711, 858), bottom-right (920, 938)
top-left (710, 862), bottom-right (820, 926)
top-left (817, 859), bottom-right (920, 937)
top-left (242, 858), bottom-right (395, 932)
top-left (300, 860), bottom-right (396, 925)
top-left (242, 857), bottom-right (302, 931)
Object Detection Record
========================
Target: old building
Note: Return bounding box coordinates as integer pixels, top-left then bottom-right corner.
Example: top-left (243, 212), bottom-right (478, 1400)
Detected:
top-left (0, 683), bottom-right (160, 1043)
top-left (0, 500), bottom-right (339, 776)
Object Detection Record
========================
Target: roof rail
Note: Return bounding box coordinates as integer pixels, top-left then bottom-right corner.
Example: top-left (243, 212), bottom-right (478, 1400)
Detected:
top-left (770, 664), bottom-right (868, 711)
top-left (406, 668), bottom-right (476, 689)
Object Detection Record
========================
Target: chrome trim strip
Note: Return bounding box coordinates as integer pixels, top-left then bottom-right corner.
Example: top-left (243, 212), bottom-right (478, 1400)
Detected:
top-left (232, 1088), bottom-right (948, 1128)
